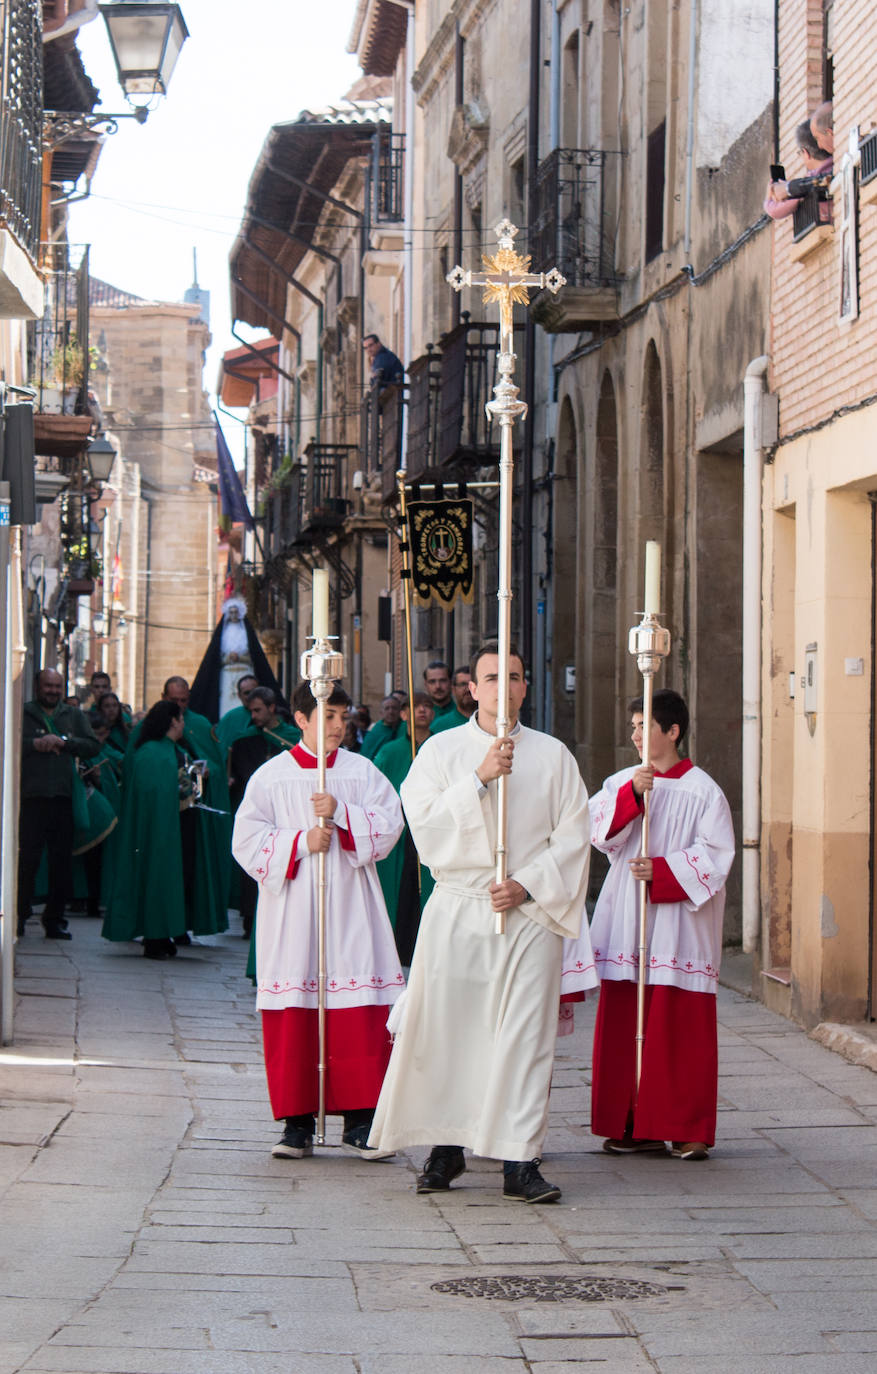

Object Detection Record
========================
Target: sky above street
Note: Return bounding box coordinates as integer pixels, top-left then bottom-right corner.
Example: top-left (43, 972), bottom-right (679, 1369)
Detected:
top-left (68, 0), bottom-right (361, 459)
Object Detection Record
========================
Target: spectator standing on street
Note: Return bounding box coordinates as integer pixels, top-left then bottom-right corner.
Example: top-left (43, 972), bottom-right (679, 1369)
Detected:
top-left (430, 665), bottom-right (476, 733)
top-left (361, 695), bottom-right (403, 760)
top-left (588, 689), bottom-right (735, 1162)
top-left (19, 669), bottom-right (100, 939)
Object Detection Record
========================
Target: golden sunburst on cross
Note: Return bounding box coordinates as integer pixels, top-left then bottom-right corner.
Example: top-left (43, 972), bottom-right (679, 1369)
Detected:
top-left (446, 219), bottom-right (566, 345)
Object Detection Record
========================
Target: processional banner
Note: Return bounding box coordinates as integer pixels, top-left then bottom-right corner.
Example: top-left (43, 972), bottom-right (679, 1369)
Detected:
top-left (407, 499), bottom-right (474, 610)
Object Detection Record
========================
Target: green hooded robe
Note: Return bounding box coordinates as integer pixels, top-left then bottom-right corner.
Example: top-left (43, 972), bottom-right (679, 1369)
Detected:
top-left (102, 737), bottom-right (187, 942)
top-left (373, 732), bottom-right (435, 960)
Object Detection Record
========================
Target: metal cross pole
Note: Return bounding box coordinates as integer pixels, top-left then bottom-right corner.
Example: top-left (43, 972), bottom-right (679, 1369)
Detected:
top-left (627, 542), bottom-right (671, 1094)
top-left (300, 628), bottom-right (344, 1145)
top-left (447, 219), bottom-right (566, 934)
top-left (396, 472), bottom-right (418, 773)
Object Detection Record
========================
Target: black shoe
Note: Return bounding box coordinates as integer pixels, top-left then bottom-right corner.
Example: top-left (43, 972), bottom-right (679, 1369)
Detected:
top-left (341, 1121), bottom-right (395, 1160)
top-left (163, 939), bottom-right (179, 957)
top-left (272, 1121), bottom-right (314, 1159)
top-left (503, 1158), bottom-right (561, 1204)
top-left (416, 1146), bottom-right (466, 1193)
top-left (173, 933), bottom-right (192, 947)
top-left (143, 940), bottom-right (170, 960)
top-left (43, 923), bottom-right (72, 941)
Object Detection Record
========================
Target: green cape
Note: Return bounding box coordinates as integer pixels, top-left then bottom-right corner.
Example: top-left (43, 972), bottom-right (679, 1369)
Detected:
top-left (126, 709), bottom-right (230, 935)
top-left (361, 718), bottom-right (400, 760)
top-left (373, 731), bottom-right (435, 929)
top-left (430, 705), bottom-right (470, 733)
top-left (102, 737), bottom-right (187, 941)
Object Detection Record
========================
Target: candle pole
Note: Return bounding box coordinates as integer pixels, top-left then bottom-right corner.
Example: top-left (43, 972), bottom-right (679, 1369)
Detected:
top-left (627, 542), bottom-right (671, 1095)
top-left (301, 569), bottom-right (343, 1145)
top-left (447, 220), bottom-right (565, 934)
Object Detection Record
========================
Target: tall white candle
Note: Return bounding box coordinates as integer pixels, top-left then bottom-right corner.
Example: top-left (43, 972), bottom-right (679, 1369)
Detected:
top-left (644, 541), bottom-right (661, 616)
top-left (312, 568), bottom-right (329, 639)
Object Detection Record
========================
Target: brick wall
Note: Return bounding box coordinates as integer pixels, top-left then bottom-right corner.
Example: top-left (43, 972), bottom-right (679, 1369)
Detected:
top-left (772, 0), bottom-right (877, 438)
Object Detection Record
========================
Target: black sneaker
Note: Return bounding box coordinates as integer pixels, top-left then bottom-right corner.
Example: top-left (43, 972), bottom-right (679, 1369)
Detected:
top-left (271, 1122), bottom-right (314, 1159)
top-left (43, 922), bottom-right (72, 941)
top-left (502, 1158), bottom-right (562, 1204)
top-left (416, 1146), bottom-right (466, 1193)
top-left (340, 1122), bottom-right (395, 1160)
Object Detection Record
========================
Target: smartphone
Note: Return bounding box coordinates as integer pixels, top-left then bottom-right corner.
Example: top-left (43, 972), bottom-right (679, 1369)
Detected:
top-left (770, 164), bottom-right (785, 182)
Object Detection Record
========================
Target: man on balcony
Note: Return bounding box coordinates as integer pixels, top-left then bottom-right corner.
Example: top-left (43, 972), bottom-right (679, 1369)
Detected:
top-left (363, 333), bottom-right (403, 389)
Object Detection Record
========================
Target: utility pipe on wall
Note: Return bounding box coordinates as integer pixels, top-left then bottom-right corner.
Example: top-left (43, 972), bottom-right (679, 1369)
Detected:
top-left (742, 355), bottom-right (769, 955)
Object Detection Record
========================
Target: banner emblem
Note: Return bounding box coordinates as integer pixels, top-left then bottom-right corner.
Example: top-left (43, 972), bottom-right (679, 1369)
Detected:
top-left (408, 499), bottom-right (474, 609)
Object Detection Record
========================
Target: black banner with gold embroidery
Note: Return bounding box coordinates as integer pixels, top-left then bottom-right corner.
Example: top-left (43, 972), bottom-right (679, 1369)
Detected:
top-left (407, 499), bottom-right (474, 609)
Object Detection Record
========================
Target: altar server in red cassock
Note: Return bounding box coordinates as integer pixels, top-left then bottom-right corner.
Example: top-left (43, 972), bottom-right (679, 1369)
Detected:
top-left (232, 680), bottom-right (405, 1161)
top-left (589, 689), bottom-right (734, 1161)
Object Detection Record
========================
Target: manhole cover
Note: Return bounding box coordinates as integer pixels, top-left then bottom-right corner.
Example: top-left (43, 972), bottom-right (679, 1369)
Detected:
top-left (431, 1274), bottom-right (668, 1303)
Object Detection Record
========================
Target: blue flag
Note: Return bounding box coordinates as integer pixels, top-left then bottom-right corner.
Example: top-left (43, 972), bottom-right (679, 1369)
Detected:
top-left (214, 414), bottom-right (254, 529)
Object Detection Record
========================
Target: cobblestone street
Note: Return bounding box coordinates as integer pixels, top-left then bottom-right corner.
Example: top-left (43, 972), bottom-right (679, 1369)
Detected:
top-left (2, 917), bottom-right (877, 1373)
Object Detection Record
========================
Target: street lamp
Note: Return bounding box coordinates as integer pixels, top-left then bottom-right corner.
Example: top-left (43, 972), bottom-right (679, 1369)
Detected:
top-left (44, 2), bottom-right (189, 146)
top-left (86, 435), bottom-right (117, 486)
top-left (99, 2), bottom-right (189, 98)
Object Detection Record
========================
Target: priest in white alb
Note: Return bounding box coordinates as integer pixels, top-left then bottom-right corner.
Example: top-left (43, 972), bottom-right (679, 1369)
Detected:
top-left (232, 680), bottom-right (405, 1161)
top-left (368, 644), bottom-right (597, 1204)
top-left (589, 688), bottom-right (735, 1161)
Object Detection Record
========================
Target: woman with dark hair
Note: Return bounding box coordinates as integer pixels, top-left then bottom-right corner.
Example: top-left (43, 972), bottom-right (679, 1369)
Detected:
top-left (102, 699), bottom-right (189, 959)
top-left (97, 692), bottom-right (131, 753)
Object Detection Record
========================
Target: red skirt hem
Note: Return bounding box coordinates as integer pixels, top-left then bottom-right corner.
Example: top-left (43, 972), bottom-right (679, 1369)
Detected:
top-left (261, 1003), bottom-right (393, 1119)
top-left (590, 980), bottom-right (718, 1146)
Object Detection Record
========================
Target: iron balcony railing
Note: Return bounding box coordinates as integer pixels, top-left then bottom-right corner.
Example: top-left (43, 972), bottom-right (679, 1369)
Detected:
top-left (362, 377), bottom-right (405, 473)
top-left (0, 0), bottom-right (42, 260)
top-left (302, 442), bottom-right (354, 531)
top-left (531, 147), bottom-right (621, 287)
top-left (29, 243), bottom-right (92, 415)
top-left (792, 188), bottom-right (832, 242)
top-left (404, 347), bottom-right (441, 485)
top-left (860, 129), bottom-right (877, 187)
top-left (265, 467), bottom-right (303, 558)
top-left (438, 316), bottom-right (525, 468)
top-left (370, 128), bottom-right (404, 223)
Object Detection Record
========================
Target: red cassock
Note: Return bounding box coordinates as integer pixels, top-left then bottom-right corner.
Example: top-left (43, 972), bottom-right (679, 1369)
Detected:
top-left (588, 759), bottom-right (734, 1145)
top-left (232, 743), bottom-right (405, 1119)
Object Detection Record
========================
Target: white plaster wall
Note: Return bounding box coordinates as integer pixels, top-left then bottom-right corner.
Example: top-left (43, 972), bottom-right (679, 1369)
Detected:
top-left (696, 0), bottom-right (774, 168)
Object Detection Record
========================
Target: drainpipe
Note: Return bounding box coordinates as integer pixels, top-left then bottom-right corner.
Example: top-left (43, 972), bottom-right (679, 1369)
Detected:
top-left (683, 0), bottom-right (698, 255)
top-left (742, 355), bottom-right (769, 955)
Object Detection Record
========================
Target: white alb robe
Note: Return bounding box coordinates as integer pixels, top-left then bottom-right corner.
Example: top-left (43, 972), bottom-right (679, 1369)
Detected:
top-left (232, 747), bottom-right (405, 1011)
top-left (589, 762), bottom-right (735, 995)
top-left (369, 715), bottom-right (595, 1161)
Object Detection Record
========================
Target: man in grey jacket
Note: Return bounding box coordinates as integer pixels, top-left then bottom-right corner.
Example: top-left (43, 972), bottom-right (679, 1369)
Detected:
top-left (19, 669), bottom-right (99, 939)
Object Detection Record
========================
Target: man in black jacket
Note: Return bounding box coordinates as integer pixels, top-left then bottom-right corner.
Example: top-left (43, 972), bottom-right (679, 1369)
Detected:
top-left (19, 669), bottom-right (99, 939)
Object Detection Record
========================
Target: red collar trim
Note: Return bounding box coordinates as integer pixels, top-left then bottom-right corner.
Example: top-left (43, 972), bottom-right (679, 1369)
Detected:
top-left (291, 743), bottom-right (339, 769)
top-left (655, 757), bottom-right (693, 780)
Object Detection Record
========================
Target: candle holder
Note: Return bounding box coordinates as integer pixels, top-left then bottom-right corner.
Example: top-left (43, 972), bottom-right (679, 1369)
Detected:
top-left (628, 614), bottom-right (672, 676)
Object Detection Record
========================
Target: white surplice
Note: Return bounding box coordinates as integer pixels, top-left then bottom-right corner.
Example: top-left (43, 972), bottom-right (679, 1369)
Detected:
top-left (369, 715), bottom-right (595, 1161)
top-left (232, 746), bottom-right (405, 1012)
top-left (588, 762), bottom-right (735, 995)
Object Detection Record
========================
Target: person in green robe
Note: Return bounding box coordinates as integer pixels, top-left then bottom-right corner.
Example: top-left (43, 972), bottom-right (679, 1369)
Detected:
top-left (102, 699), bottom-right (189, 959)
top-left (361, 694), bottom-right (403, 760)
top-left (95, 692), bottom-right (132, 754)
top-left (213, 673), bottom-right (260, 756)
top-left (79, 719), bottom-right (125, 914)
top-left (422, 660), bottom-right (459, 728)
top-left (125, 676), bottom-right (230, 939)
top-left (374, 691), bottom-right (436, 965)
top-left (430, 665), bottom-right (476, 733)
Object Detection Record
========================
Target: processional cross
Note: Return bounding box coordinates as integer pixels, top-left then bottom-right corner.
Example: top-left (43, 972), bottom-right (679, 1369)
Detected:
top-left (446, 218), bottom-right (566, 932)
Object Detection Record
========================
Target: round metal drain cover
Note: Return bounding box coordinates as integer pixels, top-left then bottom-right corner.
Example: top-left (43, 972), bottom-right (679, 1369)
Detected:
top-left (431, 1274), bottom-right (667, 1303)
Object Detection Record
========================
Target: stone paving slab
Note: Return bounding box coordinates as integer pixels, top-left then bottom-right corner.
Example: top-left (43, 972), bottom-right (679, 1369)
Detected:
top-left (3, 919), bottom-right (877, 1372)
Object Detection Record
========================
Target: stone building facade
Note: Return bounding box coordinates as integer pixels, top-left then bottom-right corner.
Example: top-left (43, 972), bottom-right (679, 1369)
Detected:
top-left (90, 292), bottom-right (218, 706)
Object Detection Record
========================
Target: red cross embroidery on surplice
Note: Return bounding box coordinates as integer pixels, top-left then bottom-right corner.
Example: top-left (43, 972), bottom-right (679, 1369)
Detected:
top-left (256, 867), bottom-right (264, 875)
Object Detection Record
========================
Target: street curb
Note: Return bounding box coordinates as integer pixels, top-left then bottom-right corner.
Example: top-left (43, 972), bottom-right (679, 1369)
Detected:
top-left (810, 1021), bottom-right (877, 1073)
